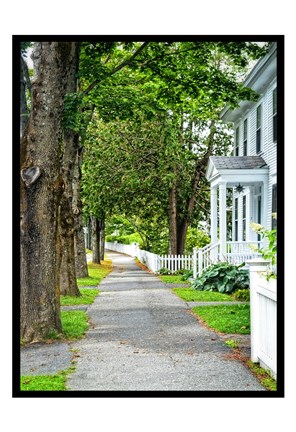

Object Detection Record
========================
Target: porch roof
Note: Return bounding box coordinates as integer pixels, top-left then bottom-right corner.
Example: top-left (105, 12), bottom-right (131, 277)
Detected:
top-left (206, 156), bottom-right (268, 186)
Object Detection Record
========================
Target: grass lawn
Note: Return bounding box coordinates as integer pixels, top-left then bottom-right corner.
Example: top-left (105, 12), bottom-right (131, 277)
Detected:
top-left (77, 259), bottom-right (112, 287)
top-left (60, 288), bottom-right (99, 306)
top-left (192, 304), bottom-right (250, 334)
top-left (159, 275), bottom-right (190, 284)
top-left (21, 367), bottom-right (75, 391)
top-left (173, 288), bottom-right (234, 302)
top-left (21, 375), bottom-right (66, 391)
top-left (61, 310), bottom-right (89, 339)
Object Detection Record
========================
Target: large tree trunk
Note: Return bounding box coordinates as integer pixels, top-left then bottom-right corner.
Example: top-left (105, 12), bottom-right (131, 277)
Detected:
top-left (168, 182), bottom-right (178, 255)
top-left (172, 122), bottom-right (217, 256)
top-left (20, 42), bottom-right (75, 342)
top-left (91, 217), bottom-right (100, 264)
top-left (20, 56), bottom-right (30, 138)
top-left (100, 219), bottom-right (105, 261)
top-left (59, 43), bottom-right (81, 296)
top-left (73, 149), bottom-right (88, 278)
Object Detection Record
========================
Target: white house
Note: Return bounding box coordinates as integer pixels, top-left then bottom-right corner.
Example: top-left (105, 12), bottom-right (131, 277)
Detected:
top-left (196, 43), bottom-right (277, 275)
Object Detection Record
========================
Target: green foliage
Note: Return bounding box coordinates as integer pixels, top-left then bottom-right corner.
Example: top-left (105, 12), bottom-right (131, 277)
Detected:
top-left (20, 367), bottom-right (75, 391)
top-left (225, 339), bottom-right (239, 349)
top-left (77, 260), bottom-right (112, 287)
top-left (232, 289), bottom-right (250, 302)
top-left (192, 304), bottom-right (250, 334)
top-left (158, 268), bottom-right (174, 275)
top-left (20, 41), bottom-right (32, 55)
top-left (62, 92), bottom-right (84, 132)
top-left (181, 269), bottom-right (193, 280)
top-left (60, 289), bottom-right (99, 306)
top-left (192, 262), bottom-right (249, 294)
top-left (106, 233), bottom-right (142, 246)
top-left (159, 275), bottom-right (189, 284)
top-left (247, 361), bottom-right (277, 391)
top-left (157, 268), bottom-right (188, 276)
top-left (21, 374), bottom-right (66, 391)
top-left (184, 227), bottom-right (210, 254)
top-left (105, 215), bottom-right (169, 254)
top-left (251, 219), bottom-right (277, 279)
top-left (173, 288), bottom-right (234, 302)
top-left (80, 41), bottom-right (268, 254)
top-left (61, 311), bottom-right (89, 339)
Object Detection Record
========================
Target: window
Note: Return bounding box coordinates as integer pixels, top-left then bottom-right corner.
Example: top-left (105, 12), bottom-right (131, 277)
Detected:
top-left (256, 104), bottom-right (262, 153)
top-left (273, 88), bottom-right (277, 142)
top-left (234, 198), bottom-right (238, 241)
top-left (243, 118), bottom-right (248, 156)
top-left (234, 126), bottom-right (239, 156)
top-left (242, 195), bottom-right (246, 241)
top-left (272, 184), bottom-right (277, 229)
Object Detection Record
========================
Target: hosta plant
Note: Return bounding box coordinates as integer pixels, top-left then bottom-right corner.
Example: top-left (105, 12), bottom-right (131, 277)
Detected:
top-left (192, 262), bottom-right (249, 294)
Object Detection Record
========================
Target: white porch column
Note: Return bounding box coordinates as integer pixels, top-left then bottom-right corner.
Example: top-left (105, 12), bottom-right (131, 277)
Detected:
top-left (219, 182), bottom-right (227, 258)
top-left (262, 180), bottom-right (269, 235)
top-left (248, 186), bottom-right (255, 241)
top-left (210, 186), bottom-right (218, 243)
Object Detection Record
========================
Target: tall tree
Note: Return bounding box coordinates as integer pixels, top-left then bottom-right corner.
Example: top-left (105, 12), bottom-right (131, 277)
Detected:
top-left (20, 43), bottom-right (32, 138)
top-left (20, 42), bottom-right (78, 342)
top-left (58, 42), bottom-right (81, 296)
top-left (81, 41), bottom-right (268, 254)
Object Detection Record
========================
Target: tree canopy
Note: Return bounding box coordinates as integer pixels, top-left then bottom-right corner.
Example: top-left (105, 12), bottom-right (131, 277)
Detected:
top-left (79, 41), bottom-right (269, 254)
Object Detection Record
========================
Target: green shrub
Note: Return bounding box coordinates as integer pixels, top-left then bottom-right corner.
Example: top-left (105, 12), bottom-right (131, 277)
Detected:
top-left (192, 262), bottom-right (249, 294)
top-left (232, 289), bottom-right (250, 302)
top-left (158, 268), bottom-right (173, 275)
top-left (181, 270), bottom-right (193, 280)
top-left (184, 227), bottom-right (210, 254)
top-left (157, 268), bottom-right (189, 276)
top-left (105, 233), bottom-right (142, 245)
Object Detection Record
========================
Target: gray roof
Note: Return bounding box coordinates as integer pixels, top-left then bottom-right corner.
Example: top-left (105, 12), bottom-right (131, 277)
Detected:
top-left (210, 156), bottom-right (267, 170)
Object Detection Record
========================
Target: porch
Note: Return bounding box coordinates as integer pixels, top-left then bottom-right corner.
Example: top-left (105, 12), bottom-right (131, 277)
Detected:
top-left (193, 240), bottom-right (263, 277)
top-left (192, 155), bottom-right (270, 277)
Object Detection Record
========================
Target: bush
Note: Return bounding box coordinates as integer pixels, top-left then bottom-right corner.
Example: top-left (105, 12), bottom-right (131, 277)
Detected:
top-left (192, 262), bottom-right (249, 294)
top-left (105, 233), bottom-right (142, 246)
top-left (232, 289), bottom-right (250, 302)
top-left (157, 268), bottom-right (189, 276)
top-left (184, 227), bottom-right (210, 254)
top-left (181, 270), bottom-right (193, 280)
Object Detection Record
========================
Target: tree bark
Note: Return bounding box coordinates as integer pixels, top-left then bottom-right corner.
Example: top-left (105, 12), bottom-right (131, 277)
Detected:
top-left (59, 43), bottom-right (81, 296)
top-left (87, 218), bottom-right (92, 249)
top-left (100, 219), bottom-right (105, 261)
top-left (20, 56), bottom-right (30, 138)
top-left (20, 42), bottom-right (76, 342)
top-left (168, 181), bottom-right (178, 255)
top-left (91, 217), bottom-right (100, 264)
top-left (167, 122), bottom-right (217, 256)
top-left (73, 148), bottom-right (88, 277)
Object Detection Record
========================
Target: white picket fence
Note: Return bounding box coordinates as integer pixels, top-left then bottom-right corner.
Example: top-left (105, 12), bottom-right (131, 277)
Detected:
top-left (106, 241), bottom-right (263, 276)
top-left (158, 254), bottom-right (192, 272)
top-left (248, 259), bottom-right (277, 378)
top-left (105, 242), bottom-right (193, 273)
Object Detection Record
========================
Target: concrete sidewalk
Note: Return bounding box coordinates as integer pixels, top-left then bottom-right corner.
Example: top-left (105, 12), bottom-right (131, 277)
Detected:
top-left (67, 251), bottom-right (265, 392)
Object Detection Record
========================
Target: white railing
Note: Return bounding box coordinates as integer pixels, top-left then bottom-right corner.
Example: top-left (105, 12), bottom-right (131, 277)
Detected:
top-left (194, 242), bottom-right (220, 278)
top-left (248, 259), bottom-right (277, 378)
top-left (106, 240), bottom-right (264, 278)
top-left (193, 241), bottom-right (264, 277)
top-left (226, 241), bottom-right (263, 265)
